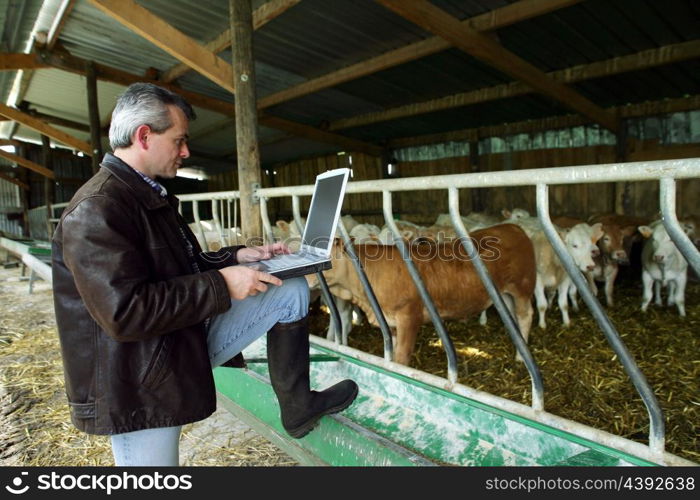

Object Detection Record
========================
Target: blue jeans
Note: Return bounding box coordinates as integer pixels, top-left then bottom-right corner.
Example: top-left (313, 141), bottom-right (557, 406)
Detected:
top-left (111, 276), bottom-right (309, 466)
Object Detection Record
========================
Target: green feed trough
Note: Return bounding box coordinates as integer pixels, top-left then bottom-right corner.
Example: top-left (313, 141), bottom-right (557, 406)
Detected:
top-left (214, 336), bottom-right (695, 467)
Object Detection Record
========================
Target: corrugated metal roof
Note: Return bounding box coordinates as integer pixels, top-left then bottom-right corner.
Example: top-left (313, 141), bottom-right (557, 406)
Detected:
top-left (0, 0), bottom-right (699, 172)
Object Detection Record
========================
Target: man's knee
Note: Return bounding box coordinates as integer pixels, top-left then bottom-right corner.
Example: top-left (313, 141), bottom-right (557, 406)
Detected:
top-left (279, 277), bottom-right (310, 317)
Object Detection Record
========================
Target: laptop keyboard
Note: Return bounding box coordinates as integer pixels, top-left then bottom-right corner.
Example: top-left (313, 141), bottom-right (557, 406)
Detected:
top-left (263, 251), bottom-right (318, 270)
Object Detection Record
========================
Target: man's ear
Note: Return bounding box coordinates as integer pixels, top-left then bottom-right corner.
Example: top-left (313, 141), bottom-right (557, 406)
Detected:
top-left (135, 124), bottom-right (151, 150)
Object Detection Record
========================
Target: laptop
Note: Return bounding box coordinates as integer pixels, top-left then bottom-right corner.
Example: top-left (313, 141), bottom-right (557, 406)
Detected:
top-left (245, 168), bottom-right (350, 280)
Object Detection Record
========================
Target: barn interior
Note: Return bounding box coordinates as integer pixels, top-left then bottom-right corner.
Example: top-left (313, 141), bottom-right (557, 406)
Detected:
top-left (0, 0), bottom-right (698, 466)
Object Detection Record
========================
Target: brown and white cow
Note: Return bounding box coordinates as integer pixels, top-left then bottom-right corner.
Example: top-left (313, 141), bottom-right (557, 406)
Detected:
top-left (317, 224), bottom-right (536, 366)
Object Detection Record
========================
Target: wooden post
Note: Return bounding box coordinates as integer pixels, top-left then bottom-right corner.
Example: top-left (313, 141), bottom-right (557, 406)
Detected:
top-left (230, 0), bottom-right (262, 243)
top-left (469, 139), bottom-right (484, 212)
top-left (18, 146), bottom-right (31, 238)
top-left (614, 118), bottom-right (629, 214)
top-left (86, 60), bottom-right (103, 174)
top-left (41, 135), bottom-right (54, 240)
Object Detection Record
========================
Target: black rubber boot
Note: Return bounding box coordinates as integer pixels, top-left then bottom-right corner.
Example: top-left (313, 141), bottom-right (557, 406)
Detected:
top-left (266, 315), bottom-right (358, 439)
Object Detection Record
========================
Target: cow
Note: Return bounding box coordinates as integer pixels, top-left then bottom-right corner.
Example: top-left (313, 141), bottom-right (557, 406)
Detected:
top-left (188, 219), bottom-right (242, 251)
top-left (639, 221), bottom-right (688, 317)
top-left (316, 224), bottom-right (536, 366)
top-left (529, 223), bottom-right (604, 329)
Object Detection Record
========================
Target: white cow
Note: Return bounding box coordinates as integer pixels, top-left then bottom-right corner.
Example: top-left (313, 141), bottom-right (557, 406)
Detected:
top-left (639, 221), bottom-right (688, 316)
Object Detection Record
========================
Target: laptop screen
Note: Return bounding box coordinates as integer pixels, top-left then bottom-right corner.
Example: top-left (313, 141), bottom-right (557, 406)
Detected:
top-left (302, 171), bottom-right (347, 252)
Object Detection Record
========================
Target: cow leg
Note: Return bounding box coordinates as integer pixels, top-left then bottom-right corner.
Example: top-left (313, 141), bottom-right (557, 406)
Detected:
top-left (511, 293), bottom-right (534, 363)
top-left (653, 280), bottom-right (662, 306)
top-left (641, 271), bottom-right (654, 312)
top-left (604, 263), bottom-right (618, 307)
top-left (585, 270), bottom-right (598, 297)
top-left (393, 310), bottom-right (421, 366)
top-left (558, 280), bottom-right (571, 327)
top-left (479, 309), bottom-right (488, 326)
top-left (667, 281), bottom-right (676, 307)
top-left (568, 283), bottom-right (579, 312)
top-left (534, 276), bottom-right (547, 330)
top-left (674, 274), bottom-right (687, 317)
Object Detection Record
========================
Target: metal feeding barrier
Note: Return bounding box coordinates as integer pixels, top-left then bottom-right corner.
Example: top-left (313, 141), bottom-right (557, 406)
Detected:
top-left (175, 158), bottom-right (700, 465)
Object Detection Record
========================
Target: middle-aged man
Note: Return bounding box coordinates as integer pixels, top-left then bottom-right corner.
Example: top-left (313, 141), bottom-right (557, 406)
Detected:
top-left (51, 82), bottom-right (358, 466)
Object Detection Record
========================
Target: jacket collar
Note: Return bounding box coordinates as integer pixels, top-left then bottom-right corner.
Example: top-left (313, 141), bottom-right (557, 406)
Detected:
top-left (100, 153), bottom-right (174, 210)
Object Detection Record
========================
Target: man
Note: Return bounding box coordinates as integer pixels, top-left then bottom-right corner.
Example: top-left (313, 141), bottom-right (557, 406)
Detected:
top-left (51, 82), bottom-right (358, 466)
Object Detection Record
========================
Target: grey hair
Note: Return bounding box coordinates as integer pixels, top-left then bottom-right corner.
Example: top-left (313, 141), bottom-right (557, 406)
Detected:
top-left (108, 82), bottom-right (196, 150)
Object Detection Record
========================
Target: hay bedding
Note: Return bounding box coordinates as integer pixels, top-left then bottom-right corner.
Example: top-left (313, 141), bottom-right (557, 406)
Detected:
top-left (309, 277), bottom-right (699, 463)
top-left (0, 264), bottom-right (295, 466)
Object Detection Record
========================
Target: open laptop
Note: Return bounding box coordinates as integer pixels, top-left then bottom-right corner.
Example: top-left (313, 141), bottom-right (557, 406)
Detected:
top-left (246, 168), bottom-right (350, 280)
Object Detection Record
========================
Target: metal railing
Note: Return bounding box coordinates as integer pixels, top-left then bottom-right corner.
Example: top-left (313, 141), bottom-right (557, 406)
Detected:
top-left (176, 158), bottom-right (700, 460)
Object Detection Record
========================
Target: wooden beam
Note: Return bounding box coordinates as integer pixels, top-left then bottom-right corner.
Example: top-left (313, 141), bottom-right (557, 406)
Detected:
top-left (0, 173), bottom-right (29, 190)
top-left (62, 7), bottom-right (380, 155)
top-left (25, 108), bottom-right (90, 132)
top-left (86, 61), bottom-right (103, 173)
top-left (375, 0), bottom-right (619, 133)
top-left (0, 149), bottom-right (55, 179)
top-left (0, 103), bottom-right (92, 155)
top-left (0, 53), bottom-right (50, 71)
top-left (258, 0), bottom-right (583, 109)
top-left (0, 139), bottom-right (22, 148)
top-left (89, 0), bottom-right (235, 93)
top-left (47, 0), bottom-right (77, 50)
top-left (388, 94), bottom-right (700, 149)
top-left (162, 0), bottom-right (301, 83)
top-left (232, 0), bottom-right (263, 240)
top-left (36, 49), bottom-right (237, 116)
top-left (259, 115), bottom-right (384, 156)
top-left (330, 39), bottom-right (700, 131)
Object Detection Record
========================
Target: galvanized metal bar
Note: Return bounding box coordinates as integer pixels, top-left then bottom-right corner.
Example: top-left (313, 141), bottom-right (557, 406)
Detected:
top-left (233, 197), bottom-right (239, 245)
top-left (383, 190), bottom-right (458, 383)
top-left (183, 158), bottom-right (700, 200)
top-left (211, 199), bottom-right (224, 247)
top-left (448, 187), bottom-right (544, 411)
top-left (258, 196), bottom-right (275, 244)
top-left (536, 183), bottom-right (665, 458)
top-left (659, 177), bottom-right (700, 276)
top-left (291, 195), bottom-right (342, 344)
top-left (336, 218), bottom-right (393, 362)
top-left (191, 200), bottom-right (209, 251)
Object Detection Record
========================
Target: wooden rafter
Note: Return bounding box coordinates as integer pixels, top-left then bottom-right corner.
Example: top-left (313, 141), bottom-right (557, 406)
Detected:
top-left (0, 173), bottom-right (30, 190)
top-left (89, 0), bottom-right (235, 93)
top-left (375, 0), bottom-right (619, 133)
top-left (0, 103), bottom-right (92, 155)
top-left (257, 0), bottom-right (583, 109)
top-left (0, 149), bottom-right (55, 179)
top-left (388, 95), bottom-right (700, 149)
top-left (47, 0), bottom-right (77, 50)
top-left (0, 53), bottom-right (49, 71)
top-left (330, 39), bottom-right (700, 131)
top-left (85, 0), bottom-right (381, 155)
top-left (162, 0), bottom-right (301, 83)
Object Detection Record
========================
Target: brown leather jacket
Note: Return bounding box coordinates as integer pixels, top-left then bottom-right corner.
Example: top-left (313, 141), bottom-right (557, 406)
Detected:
top-left (52, 154), bottom-right (242, 435)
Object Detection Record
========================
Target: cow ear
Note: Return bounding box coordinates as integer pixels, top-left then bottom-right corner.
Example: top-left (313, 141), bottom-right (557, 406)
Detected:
top-left (590, 222), bottom-right (604, 243)
top-left (620, 225), bottom-right (637, 237)
top-left (276, 220), bottom-right (289, 230)
top-left (501, 208), bottom-right (511, 219)
top-left (638, 225), bottom-right (653, 238)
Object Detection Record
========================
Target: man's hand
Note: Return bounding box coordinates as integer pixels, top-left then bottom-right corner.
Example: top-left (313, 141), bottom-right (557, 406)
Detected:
top-left (218, 266), bottom-right (282, 300)
top-left (236, 243), bottom-right (290, 264)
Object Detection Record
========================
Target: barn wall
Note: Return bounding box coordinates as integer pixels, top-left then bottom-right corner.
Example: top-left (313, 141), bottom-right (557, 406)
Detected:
top-left (207, 144), bottom-right (700, 226)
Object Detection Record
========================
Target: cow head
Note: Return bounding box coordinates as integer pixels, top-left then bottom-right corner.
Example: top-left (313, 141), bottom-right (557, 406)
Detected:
top-left (597, 224), bottom-right (630, 264)
top-left (643, 223), bottom-right (686, 266)
top-left (564, 223), bottom-right (604, 272)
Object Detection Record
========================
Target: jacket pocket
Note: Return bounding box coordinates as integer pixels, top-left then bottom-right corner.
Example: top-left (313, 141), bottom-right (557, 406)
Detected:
top-left (140, 336), bottom-right (172, 389)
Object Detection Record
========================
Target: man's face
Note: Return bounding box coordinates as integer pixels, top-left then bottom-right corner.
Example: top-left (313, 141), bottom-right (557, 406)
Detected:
top-left (146, 105), bottom-right (190, 179)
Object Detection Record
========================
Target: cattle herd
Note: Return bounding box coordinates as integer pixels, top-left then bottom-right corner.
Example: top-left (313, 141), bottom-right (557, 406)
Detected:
top-left (302, 210), bottom-right (698, 368)
top-left (186, 207), bottom-right (698, 368)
